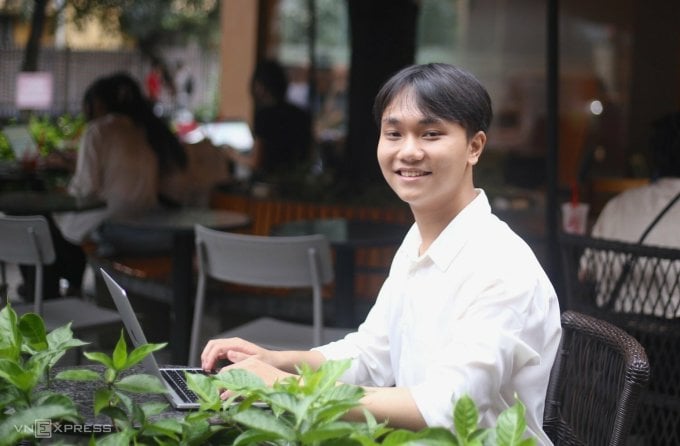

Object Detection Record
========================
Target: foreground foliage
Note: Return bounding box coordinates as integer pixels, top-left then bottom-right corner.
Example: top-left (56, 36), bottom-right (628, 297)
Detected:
top-left (0, 304), bottom-right (535, 445)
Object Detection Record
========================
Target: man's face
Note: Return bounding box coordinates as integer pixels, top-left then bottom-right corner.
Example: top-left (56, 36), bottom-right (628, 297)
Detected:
top-left (377, 89), bottom-right (485, 216)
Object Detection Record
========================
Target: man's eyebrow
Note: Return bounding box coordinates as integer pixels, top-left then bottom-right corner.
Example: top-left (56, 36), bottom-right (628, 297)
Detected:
top-left (419, 115), bottom-right (443, 125)
top-left (382, 116), bottom-right (400, 125)
top-left (381, 116), bottom-right (442, 125)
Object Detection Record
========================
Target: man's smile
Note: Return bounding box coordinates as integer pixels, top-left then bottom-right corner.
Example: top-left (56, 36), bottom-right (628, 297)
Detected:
top-left (397, 169), bottom-right (431, 177)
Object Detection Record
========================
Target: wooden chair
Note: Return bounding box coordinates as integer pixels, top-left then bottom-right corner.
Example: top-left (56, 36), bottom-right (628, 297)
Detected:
top-left (188, 225), bottom-right (353, 366)
top-left (559, 233), bottom-right (680, 444)
top-left (0, 215), bottom-right (122, 334)
top-left (543, 310), bottom-right (650, 445)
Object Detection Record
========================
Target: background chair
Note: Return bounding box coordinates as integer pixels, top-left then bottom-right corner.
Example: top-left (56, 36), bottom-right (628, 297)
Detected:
top-left (189, 225), bottom-right (353, 366)
top-left (0, 215), bottom-right (122, 335)
top-left (559, 232), bottom-right (680, 445)
top-left (543, 310), bottom-right (650, 446)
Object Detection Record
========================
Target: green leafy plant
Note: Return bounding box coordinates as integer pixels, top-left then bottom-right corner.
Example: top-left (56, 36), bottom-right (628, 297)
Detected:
top-left (54, 330), bottom-right (178, 444)
top-left (0, 305), bottom-right (537, 445)
top-left (28, 114), bottom-right (85, 156)
top-left (184, 361), bottom-right (537, 446)
top-left (0, 303), bottom-right (86, 445)
top-left (0, 114), bottom-right (85, 161)
top-left (0, 132), bottom-right (12, 161)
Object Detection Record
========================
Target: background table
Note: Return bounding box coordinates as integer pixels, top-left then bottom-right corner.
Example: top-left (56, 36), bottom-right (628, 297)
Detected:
top-left (0, 190), bottom-right (105, 215)
top-left (271, 218), bottom-right (409, 327)
top-left (103, 208), bottom-right (250, 363)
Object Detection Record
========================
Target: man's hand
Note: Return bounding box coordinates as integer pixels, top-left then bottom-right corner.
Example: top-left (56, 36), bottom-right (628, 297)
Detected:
top-left (201, 337), bottom-right (277, 371)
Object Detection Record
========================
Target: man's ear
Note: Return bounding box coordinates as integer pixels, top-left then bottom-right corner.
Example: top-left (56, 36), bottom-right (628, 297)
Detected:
top-left (468, 131), bottom-right (486, 165)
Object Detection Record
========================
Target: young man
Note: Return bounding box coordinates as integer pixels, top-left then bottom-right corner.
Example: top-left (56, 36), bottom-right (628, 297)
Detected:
top-left (201, 63), bottom-right (561, 443)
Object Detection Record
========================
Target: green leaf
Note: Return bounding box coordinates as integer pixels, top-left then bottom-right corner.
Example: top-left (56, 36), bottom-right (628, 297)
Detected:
top-left (55, 368), bottom-right (101, 381)
top-left (0, 382), bottom-right (22, 407)
top-left (112, 330), bottom-right (128, 370)
top-left (132, 401), bottom-right (148, 428)
top-left (215, 368), bottom-right (267, 391)
top-left (45, 323), bottom-right (84, 350)
top-left (34, 392), bottom-right (79, 414)
top-left (381, 429), bottom-right (422, 445)
top-left (266, 391), bottom-right (302, 416)
top-left (140, 401), bottom-right (170, 417)
top-left (186, 371), bottom-right (221, 408)
top-left (233, 429), bottom-right (281, 446)
top-left (0, 304), bottom-right (21, 360)
top-left (410, 427), bottom-right (458, 445)
top-left (0, 404), bottom-right (79, 445)
top-left (495, 399), bottom-right (530, 446)
top-left (125, 342), bottom-right (167, 369)
top-left (182, 415), bottom-right (221, 444)
top-left (94, 387), bottom-right (115, 415)
top-left (115, 373), bottom-right (167, 394)
top-left (0, 358), bottom-right (40, 391)
top-left (300, 421), bottom-right (357, 443)
top-left (95, 430), bottom-right (136, 446)
top-left (98, 405), bottom-right (130, 428)
top-left (453, 395), bottom-right (479, 440)
top-left (143, 417), bottom-right (183, 439)
top-left (232, 407), bottom-right (296, 441)
top-left (315, 400), bottom-right (364, 425)
top-left (18, 313), bottom-right (48, 351)
top-left (104, 367), bottom-right (117, 384)
top-left (84, 351), bottom-right (114, 368)
top-left (114, 389), bottom-right (135, 414)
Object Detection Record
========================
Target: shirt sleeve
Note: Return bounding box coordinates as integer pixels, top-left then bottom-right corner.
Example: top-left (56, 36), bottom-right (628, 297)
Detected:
top-left (313, 275), bottom-right (396, 387)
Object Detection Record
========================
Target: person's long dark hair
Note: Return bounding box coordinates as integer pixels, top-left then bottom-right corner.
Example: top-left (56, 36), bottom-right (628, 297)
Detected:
top-left (83, 72), bottom-right (187, 174)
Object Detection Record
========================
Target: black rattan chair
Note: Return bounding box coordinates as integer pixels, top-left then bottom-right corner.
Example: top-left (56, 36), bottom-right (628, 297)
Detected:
top-left (543, 310), bottom-right (650, 446)
top-left (559, 233), bottom-right (680, 445)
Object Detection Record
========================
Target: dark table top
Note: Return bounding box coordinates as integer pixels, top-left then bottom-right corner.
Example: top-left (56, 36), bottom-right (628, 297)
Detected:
top-left (107, 207), bottom-right (251, 235)
top-left (0, 190), bottom-right (105, 215)
top-left (271, 218), bottom-right (410, 248)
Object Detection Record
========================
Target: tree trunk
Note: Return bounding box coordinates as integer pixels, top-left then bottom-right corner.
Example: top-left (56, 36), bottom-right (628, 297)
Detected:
top-left (344, 0), bottom-right (419, 187)
top-left (22, 0), bottom-right (49, 72)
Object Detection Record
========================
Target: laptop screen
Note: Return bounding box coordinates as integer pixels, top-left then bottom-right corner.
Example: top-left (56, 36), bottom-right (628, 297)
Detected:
top-left (2, 125), bottom-right (38, 159)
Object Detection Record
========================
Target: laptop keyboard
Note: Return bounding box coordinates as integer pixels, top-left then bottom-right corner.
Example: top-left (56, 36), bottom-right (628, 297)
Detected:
top-left (160, 369), bottom-right (207, 403)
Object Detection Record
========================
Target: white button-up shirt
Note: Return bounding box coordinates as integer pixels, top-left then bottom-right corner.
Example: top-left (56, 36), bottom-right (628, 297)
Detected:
top-left (315, 190), bottom-right (561, 444)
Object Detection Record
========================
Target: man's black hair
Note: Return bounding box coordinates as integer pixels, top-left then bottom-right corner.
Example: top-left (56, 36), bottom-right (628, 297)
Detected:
top-left (373, 63), bottom-right (493, 138)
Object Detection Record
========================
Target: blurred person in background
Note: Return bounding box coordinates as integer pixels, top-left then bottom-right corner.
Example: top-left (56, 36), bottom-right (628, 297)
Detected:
top-left (224, 60), bottom-right (312, 185)
top-left (23, 72), bottom-right (187, 300)
top-left (591, 111), bottom-right (680, 247)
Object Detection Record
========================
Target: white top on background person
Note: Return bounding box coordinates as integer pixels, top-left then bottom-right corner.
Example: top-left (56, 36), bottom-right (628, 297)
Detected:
top-left (587, 111), bottom-right (680, 317)
top-left (56, 72), bottom-right (186, 244)
top-left (56, 113), bottom-right (159, 244)
top-left (591, 112), bottom-right (680, 248)
top-left (200, 63), bottom-right (561, 444)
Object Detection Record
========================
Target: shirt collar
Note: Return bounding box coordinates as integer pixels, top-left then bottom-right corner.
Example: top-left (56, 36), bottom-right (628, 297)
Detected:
top-left (403, 189), bottom-right (492, 270)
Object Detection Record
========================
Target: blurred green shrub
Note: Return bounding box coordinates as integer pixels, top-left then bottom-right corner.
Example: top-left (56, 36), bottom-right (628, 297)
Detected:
top-left (0, 114), bottom-right (85, 161)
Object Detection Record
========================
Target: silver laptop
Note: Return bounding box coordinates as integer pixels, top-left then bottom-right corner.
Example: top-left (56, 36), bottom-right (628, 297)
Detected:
top-left (100, 268), bottom-right (208, 410)
top-left (2, 125), bottom-right (39, 160)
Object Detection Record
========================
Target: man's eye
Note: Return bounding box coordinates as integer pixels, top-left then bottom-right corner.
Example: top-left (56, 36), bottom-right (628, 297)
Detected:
top-left (423, 131), bottom-right (441, 138)
top-left (384, 130), bottom-right (401, 138)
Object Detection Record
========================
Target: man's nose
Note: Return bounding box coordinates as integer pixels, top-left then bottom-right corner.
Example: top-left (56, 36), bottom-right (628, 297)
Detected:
top-left (398, 136), bottom-right (423, 160)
